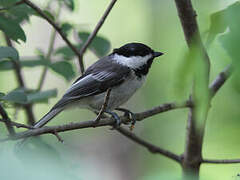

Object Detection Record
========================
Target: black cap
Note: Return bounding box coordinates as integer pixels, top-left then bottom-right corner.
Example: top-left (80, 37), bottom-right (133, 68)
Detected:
top-left (113, 43), bottom-right (154, 57)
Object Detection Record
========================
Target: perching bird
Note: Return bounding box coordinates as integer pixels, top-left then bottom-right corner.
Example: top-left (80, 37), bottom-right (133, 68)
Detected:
top-left (34, 42), bottom-right (163, 128)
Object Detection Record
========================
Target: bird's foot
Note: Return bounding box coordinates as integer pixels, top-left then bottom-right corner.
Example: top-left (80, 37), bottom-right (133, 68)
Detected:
top-left (105, 110), bottom-right (121, 129)
top-left (115, 108), bottom-right (136, 131)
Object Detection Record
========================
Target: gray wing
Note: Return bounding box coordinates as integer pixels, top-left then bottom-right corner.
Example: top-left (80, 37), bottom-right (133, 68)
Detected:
top-left (52, 58), bottom-right (130, 109)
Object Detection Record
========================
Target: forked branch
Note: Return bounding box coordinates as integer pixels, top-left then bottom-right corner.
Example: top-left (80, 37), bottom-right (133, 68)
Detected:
top-left (78, 0), bottom-right (118, 72)
top-left (22, 0), bottom-right (85, 74)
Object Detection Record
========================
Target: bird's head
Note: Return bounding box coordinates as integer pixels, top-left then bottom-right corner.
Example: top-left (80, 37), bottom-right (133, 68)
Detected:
top-left (112, 42), bottom-right (163, 75)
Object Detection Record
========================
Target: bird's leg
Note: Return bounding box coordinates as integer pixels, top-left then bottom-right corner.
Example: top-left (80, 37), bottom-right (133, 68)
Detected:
top-left (115, 108), bottom-right (136, 131)
top-left (94, 111), bottom-right (108, 118)
top-left (93, 88), bottom-right (112, 126)
top-left (105, 110), bottom-right (121, 129)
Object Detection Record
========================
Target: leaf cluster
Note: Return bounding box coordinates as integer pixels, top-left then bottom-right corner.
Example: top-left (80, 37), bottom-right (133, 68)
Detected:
top-left (0, 0), bottom-right (110, 108)
top-left (208, 1), bottom-right (240, 92)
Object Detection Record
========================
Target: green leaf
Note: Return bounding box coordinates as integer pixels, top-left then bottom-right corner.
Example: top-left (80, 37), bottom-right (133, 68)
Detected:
top-left (0, 46), bottom-right (19, 61)
top-left (6, 4), bottom-right (35, 23)
top-left (207, 1), bottom-right (240, 45)
top-left (218, 2), bottom-right (240, 64)
top-left (1, 89), bottom-right (27, 104)
top-left (35, 48), bottom-right (45, 57)
top-left (174, 49), bottom-right (196, 98)
top-left (21, 59), bottom-right (50, 67)
top-left (206, 9), bottom-right (227, 46)
top-left (61, 22), bottom-right (73, 36)
top-left (0, 58), bottom-right (76, 81)
top-left (213, 1), bottom-right (240, 92)
top-left (1, 88), bottom-right (57, 104)
top-left (27, 89), bottom-right (57, 103)
top-left (0, 92), bottom-right (5, 98)
top-left (0, 60), bottom-right (14, 70)
top-left (224, 1), bottom-right (240, 32)
top-left (54, 45), bottom-right (81, 60)
top-left (219, 32), bottom-right (240, 61)
top-left (50, 61), bottom-right (75, 81)
top-left (220, 31), bottom-right (240, 93)
top-left (78, 32), bottom-right (111, 57)
top-left (0, 15), bottom-right (26, 43)
top-left (0, 0), bottom-right (18, 7)
top-left (0, 58), bottom-right (50, 71)
top-left (61, 0), bottom-right (75, 11)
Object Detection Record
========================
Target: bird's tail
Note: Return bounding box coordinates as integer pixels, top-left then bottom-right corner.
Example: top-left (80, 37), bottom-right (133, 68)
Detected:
top-left (34, 108), bottom-right (63, 128)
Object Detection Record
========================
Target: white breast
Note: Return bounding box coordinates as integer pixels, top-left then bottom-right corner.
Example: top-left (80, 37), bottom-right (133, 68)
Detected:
top-left (85, 71), bottom-right (146, 111)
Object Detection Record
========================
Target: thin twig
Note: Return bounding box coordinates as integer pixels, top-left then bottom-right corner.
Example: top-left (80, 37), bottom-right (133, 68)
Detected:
top-left (78, 0), bottom-right (118, 72)
top-left (4, 34), bottom-right (36, 125)
top-left (0, 119), bottom-right (34, 129)
top-left (116, 127), bottom-right (181, 162)
top-left (136, 101), bottom-right (192, 121)
top-left (37, 3), bottom-right (62, 90)
top-left (10, 121), bottom-right (33, 129)
top-left (4, 35), bottom-right (25, 87)
top-left (202, 158), bottom-right (240, 164)
top-left (0, 104), bottom-right (15, 136)
top-left (22, 0), bottom-right (85, 74)
top-left (52, 131), bottom-right (64, 143)
top-left (94, 89), bottom-right (111, 124)
top-left (209, 65), bottom-right (232, 98)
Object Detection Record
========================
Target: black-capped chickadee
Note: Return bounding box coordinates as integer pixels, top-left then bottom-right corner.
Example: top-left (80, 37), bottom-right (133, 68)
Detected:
top-left (34, 42), bottom-right (163, 128)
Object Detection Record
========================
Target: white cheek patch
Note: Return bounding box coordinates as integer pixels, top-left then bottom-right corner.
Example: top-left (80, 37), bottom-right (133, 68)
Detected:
top-left (113, 54), bottom-right (152, 69)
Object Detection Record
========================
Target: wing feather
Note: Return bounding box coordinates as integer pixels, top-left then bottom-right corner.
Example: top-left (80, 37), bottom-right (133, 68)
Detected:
top-left (52, 57), bottom-right (130, 109)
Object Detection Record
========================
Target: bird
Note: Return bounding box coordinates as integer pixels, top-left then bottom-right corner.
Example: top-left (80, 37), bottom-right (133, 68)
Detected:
top-left (34, 42), bottom-right (164, 129)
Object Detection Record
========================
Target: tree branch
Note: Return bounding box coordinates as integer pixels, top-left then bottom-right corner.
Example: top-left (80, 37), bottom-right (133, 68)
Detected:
top-left (22, 0), bottom-right (85, 74)
top-left (202, 158), bottom-right (240, 164)
top-left (117, 127), bottom-right (181, 162)
top-left (174, 0), bottom-right (211, 178)
top-left (209, 65), bottom-right (232, 98)
top-left (78, 0), bottom-right (118, 72)
top-left (4, 34), bottom-right (36, 125)
top-left (0, 118), bottom-right (33, 129)
top-left (1, 101), bottom-right (189, 141)
top-left (175, 0), bottom-right (233, 177)
top-left (0, 104), bottom-right (15, 136)
top-left (175, 0), bottom-right (210, 74)
top-left (37, 3), bottom-right (62, 91)
top-left (4, 35), bottom-right (25, 87)
top-left (136, 101), bottom-right (192, 121)
top-left (52, 131), bottom-right (64, 143)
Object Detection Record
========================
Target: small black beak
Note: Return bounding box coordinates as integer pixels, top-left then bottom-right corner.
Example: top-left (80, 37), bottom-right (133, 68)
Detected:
top-left (153, 52), bottom-right (164, 58)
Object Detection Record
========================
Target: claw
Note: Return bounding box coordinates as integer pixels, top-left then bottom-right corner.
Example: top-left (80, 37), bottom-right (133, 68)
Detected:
top-left (129, 124), bottom-right (135, 131)
top-left (105, 110), bottom-right (121, 129)
top-left (115, 108), bottom-right (136, 131)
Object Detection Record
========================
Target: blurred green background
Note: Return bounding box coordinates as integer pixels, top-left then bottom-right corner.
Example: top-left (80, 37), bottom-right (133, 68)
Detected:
top-left (1, 0), bottom-right (240, 179)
